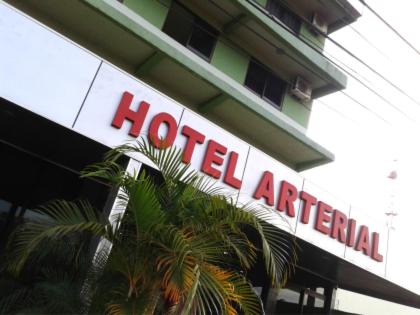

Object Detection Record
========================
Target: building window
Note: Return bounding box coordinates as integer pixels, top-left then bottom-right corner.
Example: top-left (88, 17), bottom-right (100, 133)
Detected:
top-left (0, 99), bottom-right (130, 262)
top-left (162, 2), bottom-right (219, 60)
top-left (244, 59), bottom-right (287, 107)
top-left (266, 0), bottom-right (301, 34)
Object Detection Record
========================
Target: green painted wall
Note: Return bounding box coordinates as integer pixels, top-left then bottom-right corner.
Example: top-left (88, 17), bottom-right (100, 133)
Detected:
top-left (211, 38), bottom-right (311, 128)
top-left (282, 93), bottom-right (311, 128)
top-left (299, 23), bottom-right (325, 51)
top-left (211, 40), bottom-right (250, 84)
top-left (122, 0), bottom-right (311, 128)
top-left (253, 0), bottom-right (267, 7)
top-left (124, 0), bottom-right (171, 29)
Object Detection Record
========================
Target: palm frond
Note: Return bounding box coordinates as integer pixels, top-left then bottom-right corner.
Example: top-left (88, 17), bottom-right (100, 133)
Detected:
top-left (124, 170), bottom-right (166, 237)
top-left (3, 139), bottom-right (297, 314)
top-left (6, 200), bottom-right (109, 274)
top-left (0, 286), bottom-right (31, 314)
top-left (246, 206), bottom-right (297, 286)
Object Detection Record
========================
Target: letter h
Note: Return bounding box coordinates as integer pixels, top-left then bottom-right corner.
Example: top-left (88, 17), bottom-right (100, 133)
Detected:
top-left (111, 91), bottom-right (150, 137)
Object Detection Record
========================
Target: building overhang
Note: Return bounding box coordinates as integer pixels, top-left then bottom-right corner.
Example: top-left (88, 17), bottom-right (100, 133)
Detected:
top-left (296, 239), bottom-right (420, 309)
top-left (226, 0), bottom-right (349, 98)
top-left (279, 0), bottom-right (362, 34)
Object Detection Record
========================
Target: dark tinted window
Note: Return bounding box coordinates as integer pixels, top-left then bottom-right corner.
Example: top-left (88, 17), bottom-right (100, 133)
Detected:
top-left (263, 73), bottom-right (286, 106)
top-left (187, 18), bottom-right (218, 58)
top-left (244, 60), bottom-right (267, 96)
top-left (244, 60), bottom-right (287, 107)
top-left (0, 99), bottom-right (128, 259)
top-left (163, 2), bottom-right (218, 60)
top-left (266, 0), bottom-right (301, 34)
top-left (162, 3), bottom-right (193, 46)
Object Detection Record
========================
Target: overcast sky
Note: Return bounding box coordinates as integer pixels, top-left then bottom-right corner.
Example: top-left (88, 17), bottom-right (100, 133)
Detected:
top-left (302, 0), bottom-right (420, 296)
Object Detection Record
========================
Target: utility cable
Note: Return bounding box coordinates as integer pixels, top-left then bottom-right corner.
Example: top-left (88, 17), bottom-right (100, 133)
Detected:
top-left (230, 0), bottom-right (415, 122)
top-left (348, 25), bottom-right (391, 61)
top-left (153, 0), bottom-right (398, 126)
top-left (297, 29), bottom-right (375, 86)
top-left (357, 0), bottom-right (420, 57)
top-left (274, 0), bottom-right (420, 109)
top-left (340, 90), bottom-right (391, 125)
top-left (300, 34), bottom-right (415, 122)
top-left (209, 0), bottom-right (396, 123)
top-left (316, 99), bottom-right (361, 126)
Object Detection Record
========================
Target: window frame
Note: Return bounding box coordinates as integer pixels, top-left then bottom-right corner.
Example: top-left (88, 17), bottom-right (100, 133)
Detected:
top-left (163, 1), bottom-right (219, 61)
top-left (258, 0), bottom-right (302, 35)
top-left (244, 58), bottom-right (287, 109)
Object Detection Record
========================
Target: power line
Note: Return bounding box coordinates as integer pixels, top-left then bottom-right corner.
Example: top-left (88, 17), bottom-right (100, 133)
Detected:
top-left (243, 0), bottom-right (416, 122)
top-left (325, 32), bottom-right (420, 109)
top-left (209, 0), bottom-right (400, 125)
top-left (331, 0), bottom-right (391, 61)
top-left (317, 98), bottom-right (389, 128)
top-left (274, 0), bottom-right (420, 110)
top-left (316, 99), bottom-right (361, 126)
top-left (297, 29), bottom-right (375, 86)
top-left (340, 91), bottom-right (391, 125)
top-left (358, 0), bottom-right (420, 57)
top-left (294, 31), bottom-right (411, 123)
top-left (348, 25), bottom-right (391, 61)
top-left (155, 0), bottom-right (402, 126)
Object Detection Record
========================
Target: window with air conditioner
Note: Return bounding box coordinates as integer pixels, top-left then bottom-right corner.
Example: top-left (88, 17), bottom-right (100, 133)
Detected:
top-left (162, 2), bottom-right (219, 60)
top-left (266, 0), bottom-right (301, 34)
top-left (244, 59), bottom-right (287, 107)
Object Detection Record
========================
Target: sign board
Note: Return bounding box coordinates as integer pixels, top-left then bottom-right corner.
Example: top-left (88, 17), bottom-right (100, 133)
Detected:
top-left (74, 62), bottom-right (386, 267)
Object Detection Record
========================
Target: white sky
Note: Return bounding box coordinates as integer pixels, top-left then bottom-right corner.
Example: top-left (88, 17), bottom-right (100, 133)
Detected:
top-left (303, 0), bottom-right (420, 297)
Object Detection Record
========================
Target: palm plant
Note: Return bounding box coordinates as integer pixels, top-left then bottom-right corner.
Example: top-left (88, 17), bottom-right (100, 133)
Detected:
top-left (0, 220), bottom-right (95, 314)
top-left (3, 140), bottom-right (296, 314)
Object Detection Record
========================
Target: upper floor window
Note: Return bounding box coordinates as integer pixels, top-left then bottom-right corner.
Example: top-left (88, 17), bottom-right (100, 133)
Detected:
top-left (162, 2), bottom-right (219, 60)
top-left (266, 0), bottom-right (301, 34)
top-left (244, 59), bottom-right (287, 107)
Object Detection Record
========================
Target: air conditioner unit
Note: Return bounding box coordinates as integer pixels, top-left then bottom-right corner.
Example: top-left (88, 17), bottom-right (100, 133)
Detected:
top-left (310, 12), bottom-right (328, 35)
top-left (291, 76), bottom-right (312, 102)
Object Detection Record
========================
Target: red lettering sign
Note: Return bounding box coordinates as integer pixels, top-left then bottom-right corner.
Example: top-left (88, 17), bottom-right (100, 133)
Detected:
top-left (355, 225), bottom-right (371, 256)
top-left (148, 112), bottom-right (178, 148)
top-left (371, 232), bottom-right (383, 262)
top-left (315, 201), bottom-right (333, 235)
top-left (253, 171), bottom-right (275, 206)
top-left (181, 125), bottom-right (205, 163)
top-left (331, 210), bottom-right (347, 243)
top-left (277, 180), bottom-right (298, 217)
top-left (111, 91), bottom-right (385, 263)
top-left (112, 92), bottom-right (149, 137)
top-left (224, 152), bottom-right (242, 189)
top-left (346, 218), bottom-right (357, 247)
top-left (299, 191), bottom-right (316, 224)
top-left (201, 140), bottom-right (227, 179)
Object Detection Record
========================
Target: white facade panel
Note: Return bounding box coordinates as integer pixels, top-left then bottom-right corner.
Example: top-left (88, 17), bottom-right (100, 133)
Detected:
top-left (0, 3), bottom-right (101, 127)
top-left (295, 180), bottom-right (350, 258)
top-left (174, 110), bottom-right (249, 197)
top-left (344, 207), bottom-right (387, 277)
top-left (73, 62), bottom-right (184, 158)
top-left (238, 148), bottom-right (304, 233)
